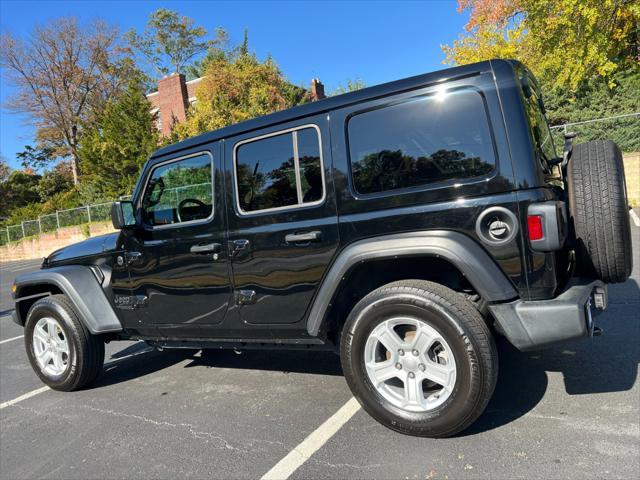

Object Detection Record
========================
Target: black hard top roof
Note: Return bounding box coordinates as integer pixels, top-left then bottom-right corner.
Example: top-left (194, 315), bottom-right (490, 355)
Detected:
top-left (151, 59), bottom-right (511, 159)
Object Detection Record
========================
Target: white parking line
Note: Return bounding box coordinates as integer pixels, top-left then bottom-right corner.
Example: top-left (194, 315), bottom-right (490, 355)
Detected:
top-left (630, 209), bottom-right (640, 227)
top-left (0, 386), bottom-right (50, 410)
top-left (261, 397), bottom-right (361, 480)
top-left (0, 335), bottom-right (23, 345)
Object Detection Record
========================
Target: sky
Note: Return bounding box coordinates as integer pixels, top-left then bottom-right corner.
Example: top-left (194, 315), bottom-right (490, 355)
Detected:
top-left (0, 0), bottom-right (468, 169)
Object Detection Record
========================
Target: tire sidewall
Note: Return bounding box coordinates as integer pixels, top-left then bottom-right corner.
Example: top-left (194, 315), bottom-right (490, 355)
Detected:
top-left (24, 298), bottom-right (81, 389)
top-left (341, 291), bottom-right (486, 436)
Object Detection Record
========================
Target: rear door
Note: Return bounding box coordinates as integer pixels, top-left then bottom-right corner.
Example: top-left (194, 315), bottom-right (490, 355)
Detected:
top-left (225, 115), bottom-right (339, 328)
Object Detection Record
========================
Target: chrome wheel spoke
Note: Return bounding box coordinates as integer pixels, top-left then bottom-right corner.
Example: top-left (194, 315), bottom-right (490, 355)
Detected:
top-left (422, 359), bottom-right (455, 389)
top-left (47, 318), bottom-right (58, 340)
top-left (376, 321), bottom-right (403, 353)
top-left (33, 327), bottom-right (49, 346)
top-left (36, 348), bottom-right (50, 367)
top-left (403, 375), bottom-right (424, 407)
top-left (410, 324), bottom-right (435, 356)
top-left (367, 360), bottom-right (401, 385)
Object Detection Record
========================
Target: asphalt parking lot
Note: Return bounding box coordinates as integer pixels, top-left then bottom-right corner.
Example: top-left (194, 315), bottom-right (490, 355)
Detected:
top-left (1, 225), bottom-right (639, 479)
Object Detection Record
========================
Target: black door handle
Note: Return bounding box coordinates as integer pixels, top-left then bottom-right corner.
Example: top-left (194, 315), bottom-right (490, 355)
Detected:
top-left (190, 242), bottom-right (221, 254)
top-left (285, 231), bottom-right (322, 243)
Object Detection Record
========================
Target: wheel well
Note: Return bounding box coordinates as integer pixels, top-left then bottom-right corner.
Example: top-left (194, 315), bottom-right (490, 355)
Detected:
top-left (322, 256), bottom-right (482, 344)
top-left (15, 283), bottom-right (64, 325)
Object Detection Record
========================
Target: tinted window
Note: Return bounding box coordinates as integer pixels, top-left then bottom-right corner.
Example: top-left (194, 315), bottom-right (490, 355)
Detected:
top-left (348, 90), bottom-right (495, 195)
top-left (297, 128), bottom-right (323, 203)
top-left (520, 75), bottom-right (556, 169)
top-left (141, 153), bottom-right (213, 227)
top-left (235, 127), bottom-right (323, 213)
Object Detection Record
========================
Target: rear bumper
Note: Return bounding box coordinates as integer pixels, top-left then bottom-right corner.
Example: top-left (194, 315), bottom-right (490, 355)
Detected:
top-left (488, 278), bottom-right (607, 351)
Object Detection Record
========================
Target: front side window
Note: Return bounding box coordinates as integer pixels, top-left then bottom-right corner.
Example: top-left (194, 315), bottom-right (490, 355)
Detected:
top-left (141, 153), bottom-right (213, 227)
top-left (235, 126), bottom-right (323, 213)
top-left (348, 89), bottom-right (496, 195)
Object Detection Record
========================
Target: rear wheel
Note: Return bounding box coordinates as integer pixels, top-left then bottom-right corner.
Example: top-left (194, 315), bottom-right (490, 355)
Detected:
top-left (568, 140), bottom-right (633, 282)
top-left (340, 280), bottom-right (497, 437)
top-left (24, 295), bottom-right (105, 391)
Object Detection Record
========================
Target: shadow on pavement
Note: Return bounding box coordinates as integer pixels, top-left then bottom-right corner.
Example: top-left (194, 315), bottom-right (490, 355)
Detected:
top-left (186, 348), bottom-right (344, 376)
top-left (92, 280), bottom-right (638, 433)
top-left (467, 278), bottom-right (640, 435)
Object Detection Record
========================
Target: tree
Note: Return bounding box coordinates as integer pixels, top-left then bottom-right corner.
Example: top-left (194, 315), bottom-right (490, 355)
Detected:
top-left (0, 170), bottom-right (41, 214)
top-left (544, 66), bottom-right (640, 151)
top-left (330, 77), bottom-right (367, 96)
top-left (442, 0), bottom-right (639, 91)
top-left (126, 8), bottom-right (226, 78)
top-left (16, 145), bottom-right (56, 170)
top-left (37, 162), bottom-right (74, 200)
top-left (0, 157), bottom-right (10, 183)
top-left (0, 17), bottom-right (133, 184)
top-left (78, 79), bottom-right (159, 200)
top-left (171, 49), bottom-right (306, 140)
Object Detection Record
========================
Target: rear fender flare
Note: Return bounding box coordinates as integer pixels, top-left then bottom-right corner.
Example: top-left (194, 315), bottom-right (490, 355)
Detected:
top-left (306, 230), bottom-right (518, 336)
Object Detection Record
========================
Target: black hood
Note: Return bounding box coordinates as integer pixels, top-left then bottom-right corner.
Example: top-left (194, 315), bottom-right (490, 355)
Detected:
top-left (46, 232), bottom-right (121, 264)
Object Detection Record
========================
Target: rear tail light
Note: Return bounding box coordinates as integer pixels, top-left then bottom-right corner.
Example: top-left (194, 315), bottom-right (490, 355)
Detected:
top-left (527, 215), bottom-right (544, 241)
top-left (527, 201), bottom-right (567, 251)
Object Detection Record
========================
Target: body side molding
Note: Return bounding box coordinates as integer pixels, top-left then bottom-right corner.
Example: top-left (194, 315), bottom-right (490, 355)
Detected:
top-left (306, 230), bottom-right (518, 336)
top-left (13, 265), bottom-right (122, 334)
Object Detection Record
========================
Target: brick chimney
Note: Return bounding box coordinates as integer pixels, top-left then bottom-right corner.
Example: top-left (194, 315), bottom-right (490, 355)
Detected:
top-left (309, 78), bottom-right (326, 101)
top-left (156, 73), bottom-right (189, 136)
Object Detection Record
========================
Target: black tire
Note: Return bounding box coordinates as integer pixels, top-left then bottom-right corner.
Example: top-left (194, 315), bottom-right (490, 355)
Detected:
top-left (340, 280), bottom-right (497, 437)
top-left (24, 294), bottom-right (105, 391)
top-left (568, 140), bottom-right (633, 283)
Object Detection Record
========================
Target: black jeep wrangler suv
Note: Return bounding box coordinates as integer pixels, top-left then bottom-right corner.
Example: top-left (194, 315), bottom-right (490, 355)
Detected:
top-left (12, 60), bottom-right (633, 437)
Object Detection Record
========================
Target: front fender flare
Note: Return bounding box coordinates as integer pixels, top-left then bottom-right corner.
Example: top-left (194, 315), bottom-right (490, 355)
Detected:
top-left (306, 230), bottom-right (518, 336)
top-left (13, 265), bottom-right (122, 334)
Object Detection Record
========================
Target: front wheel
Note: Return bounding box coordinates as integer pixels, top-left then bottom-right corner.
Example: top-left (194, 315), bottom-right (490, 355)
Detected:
top-left (24, 295), bottom-right (105, 391)
top-left (340, 280), bottom-right (497, 437)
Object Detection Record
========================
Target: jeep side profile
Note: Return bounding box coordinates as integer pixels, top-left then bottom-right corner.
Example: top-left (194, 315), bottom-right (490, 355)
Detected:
top-left (12, 60), bottom-right (633, 437)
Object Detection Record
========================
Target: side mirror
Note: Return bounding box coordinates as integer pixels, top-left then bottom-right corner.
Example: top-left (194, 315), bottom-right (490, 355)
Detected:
top-left (111, 201), bottom-right (136, 230)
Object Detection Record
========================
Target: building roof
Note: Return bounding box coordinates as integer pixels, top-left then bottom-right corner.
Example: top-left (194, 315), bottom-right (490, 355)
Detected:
top-left (151, 60), bottom-right (500, 160)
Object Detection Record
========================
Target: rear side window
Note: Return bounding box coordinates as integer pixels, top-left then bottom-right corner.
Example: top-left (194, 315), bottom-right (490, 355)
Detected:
top-left (235, 126), bottom-right (323, 213)
top-left (520, 75), bottom-right (556, 169)
top-left (347, 89), bottom-right (495, 195)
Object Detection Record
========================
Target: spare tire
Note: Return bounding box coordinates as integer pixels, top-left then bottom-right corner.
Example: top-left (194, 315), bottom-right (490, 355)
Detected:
top-left (567, 140), bottom-right (632, 283)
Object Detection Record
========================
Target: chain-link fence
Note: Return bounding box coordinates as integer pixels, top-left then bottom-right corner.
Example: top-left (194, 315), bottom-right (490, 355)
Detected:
top-left (549, 112), bottom-right (640, 152)
top-left (0, 202), bottom-right (114, 246)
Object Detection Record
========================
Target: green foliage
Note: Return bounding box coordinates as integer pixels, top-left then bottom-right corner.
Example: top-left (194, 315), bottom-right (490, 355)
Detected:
top-left (544, 67), bottom-right (640, 151)
top-left (330, 78), bottom-right (367, 96)
top-left (78, 80), bottom-right (159, 201)
top-left (16, 145), bottom-right (56, 170)
top-left (171, 49), bottom-right (306, 140)
top-left (126, 8), bottom-right (226, 77)
top-left (0, 157), bottom-right (9, 182)
top-left (37, 162), bottom-right (74, 200)
top-left (443, 0), bottom-right (639, 92)
top-left (0, 170), bottom-right (41, 214)
top-left (3, 187), bottom-right (83, 226)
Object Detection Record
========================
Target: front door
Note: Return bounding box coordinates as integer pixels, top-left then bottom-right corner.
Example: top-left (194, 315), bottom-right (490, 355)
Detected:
top-left (125, 146), bottom-right (232, 337)
top-left (225, 118), bottom-right (339, 329)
